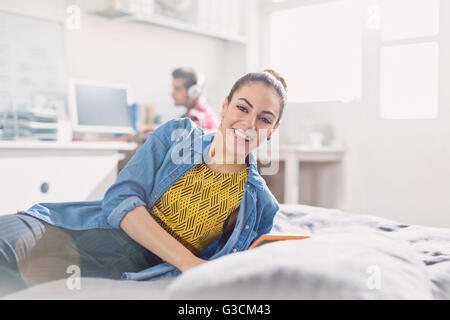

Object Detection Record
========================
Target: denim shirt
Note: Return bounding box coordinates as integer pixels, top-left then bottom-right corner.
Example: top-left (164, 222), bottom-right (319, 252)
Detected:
top-left (18, 118), bottom-right (280, 281)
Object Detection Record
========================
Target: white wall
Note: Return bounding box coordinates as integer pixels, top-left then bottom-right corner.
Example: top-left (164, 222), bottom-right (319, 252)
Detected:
top-left (4, 0), bottom-right (448, 228)
top-left (0, 0), bottom-right (247, 122)
top-left (265, 0), bottom-right (450, 228)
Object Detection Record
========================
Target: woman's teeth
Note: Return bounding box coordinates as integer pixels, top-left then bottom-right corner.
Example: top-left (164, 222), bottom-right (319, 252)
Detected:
top-left (234, 129), bottom-right (251, 142)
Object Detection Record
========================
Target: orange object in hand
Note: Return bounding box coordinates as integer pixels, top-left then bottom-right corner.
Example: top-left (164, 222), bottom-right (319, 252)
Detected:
top-left (248, 234), bottom-right (310, 250)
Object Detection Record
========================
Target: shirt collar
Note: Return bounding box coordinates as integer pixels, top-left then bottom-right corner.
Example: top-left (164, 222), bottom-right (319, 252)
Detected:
top-left (193, 131), bottom-right (265, 191)
top-left (193, 101), bottom-right (207, 111)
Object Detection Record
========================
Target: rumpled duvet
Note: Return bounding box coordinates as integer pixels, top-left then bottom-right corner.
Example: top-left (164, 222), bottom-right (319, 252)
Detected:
top-left (4, 204), bottom-right (450, 300)
top-left (166, 204), bottom-right (450, 299)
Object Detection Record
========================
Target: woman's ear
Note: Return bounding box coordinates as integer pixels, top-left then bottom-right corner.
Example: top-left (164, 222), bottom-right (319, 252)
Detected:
top-left (266, 122), bottom-right (280, 140)
top-left (220, 97), bottom-right (229, 118)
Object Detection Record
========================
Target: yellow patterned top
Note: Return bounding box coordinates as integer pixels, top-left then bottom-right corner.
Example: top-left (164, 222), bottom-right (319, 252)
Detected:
top-left (149, 163), bottom-right (249, 255)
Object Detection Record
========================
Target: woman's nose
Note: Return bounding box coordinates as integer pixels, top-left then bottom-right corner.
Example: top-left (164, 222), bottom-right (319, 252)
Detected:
top-left (242, 115), bottom-right (256, 130)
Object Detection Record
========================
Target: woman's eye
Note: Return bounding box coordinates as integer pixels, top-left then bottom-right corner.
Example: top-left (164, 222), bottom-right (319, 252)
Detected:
top-left (260, 117), bottom-right (272, 125)
top-left (237, 105), bottom-right (248, 113)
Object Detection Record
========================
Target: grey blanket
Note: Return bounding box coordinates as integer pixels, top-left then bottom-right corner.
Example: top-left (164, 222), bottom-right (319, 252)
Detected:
top-left (4, 204), bottom-right (450, 300)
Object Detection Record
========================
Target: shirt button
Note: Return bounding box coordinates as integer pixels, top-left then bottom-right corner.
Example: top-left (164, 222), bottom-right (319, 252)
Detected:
top-left (245, 225), bottom-right (249, 229)
top-left (172, 174), bottom-right (177, 178)
top-left (153, 194), bottom-right (157, 198)
top-left (233, 248), bottom-right (237, 253)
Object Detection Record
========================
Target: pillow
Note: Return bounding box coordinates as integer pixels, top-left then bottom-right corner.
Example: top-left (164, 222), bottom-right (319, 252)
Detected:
top-left (164, 228), bottom-right (433, 299)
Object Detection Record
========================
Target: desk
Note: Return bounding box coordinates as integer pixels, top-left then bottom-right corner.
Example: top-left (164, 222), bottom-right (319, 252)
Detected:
top-left (257, 145), bottom-right (345, 204)
top-left (0, 141), bottom-right (137, 214)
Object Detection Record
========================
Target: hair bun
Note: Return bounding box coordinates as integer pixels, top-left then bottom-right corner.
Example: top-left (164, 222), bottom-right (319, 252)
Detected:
top-left (263, 68), bottom-right (287, 92)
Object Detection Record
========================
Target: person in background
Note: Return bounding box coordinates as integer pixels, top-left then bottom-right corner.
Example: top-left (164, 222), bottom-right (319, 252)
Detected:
top-left (171, 67), bottom-right (219, 130)
top-left (117, 68), bottom-right (219, 170)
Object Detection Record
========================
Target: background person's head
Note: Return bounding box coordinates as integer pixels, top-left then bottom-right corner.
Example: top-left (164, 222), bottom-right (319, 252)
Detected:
top-left (171, 67), bottom-right (204, 108)
top-left (218, 69), bottom-right (288, 158)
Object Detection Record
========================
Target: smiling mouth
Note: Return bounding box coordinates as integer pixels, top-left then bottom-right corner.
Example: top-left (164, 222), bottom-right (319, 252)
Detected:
top-left (233, 129), bottom-right (253, 143)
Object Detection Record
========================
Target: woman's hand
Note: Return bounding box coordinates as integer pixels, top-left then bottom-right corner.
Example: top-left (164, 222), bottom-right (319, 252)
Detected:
top-left (180, 256), bottom-right (208, 273)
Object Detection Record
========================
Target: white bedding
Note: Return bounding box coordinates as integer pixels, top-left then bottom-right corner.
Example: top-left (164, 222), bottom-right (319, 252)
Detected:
top-left (4, 204), bottom-right (450, 300)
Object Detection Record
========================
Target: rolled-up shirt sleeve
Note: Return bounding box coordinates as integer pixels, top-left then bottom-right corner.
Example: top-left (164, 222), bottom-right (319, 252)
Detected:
top-left (101, 130), bottom-right (169, 228)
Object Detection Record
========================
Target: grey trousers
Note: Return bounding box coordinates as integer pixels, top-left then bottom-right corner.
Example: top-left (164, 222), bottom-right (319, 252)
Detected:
top-left (0, 213), bottom-right (162, 297)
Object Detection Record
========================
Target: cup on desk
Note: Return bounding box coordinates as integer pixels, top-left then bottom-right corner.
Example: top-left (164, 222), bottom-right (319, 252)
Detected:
top-left (310, 132), bottom-right (324, 149)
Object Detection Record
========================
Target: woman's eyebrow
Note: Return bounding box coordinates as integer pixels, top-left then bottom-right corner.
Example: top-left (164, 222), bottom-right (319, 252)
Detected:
top-left (238, 98), bottom-right (254, 108)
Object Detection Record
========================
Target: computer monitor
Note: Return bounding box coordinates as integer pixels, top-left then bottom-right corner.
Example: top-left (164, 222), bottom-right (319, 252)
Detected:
top-left (69, 79), bottom-right (134, 134)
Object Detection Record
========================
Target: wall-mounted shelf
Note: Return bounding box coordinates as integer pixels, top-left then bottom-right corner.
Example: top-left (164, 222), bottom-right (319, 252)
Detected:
top-left (86, 0), bottom-right (246, 44)
top-left (131, 14), bottom-right (246, 44)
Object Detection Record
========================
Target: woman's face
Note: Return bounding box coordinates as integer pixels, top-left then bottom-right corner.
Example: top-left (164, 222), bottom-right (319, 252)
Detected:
top-left (218, 82), bottom-right (281, 159)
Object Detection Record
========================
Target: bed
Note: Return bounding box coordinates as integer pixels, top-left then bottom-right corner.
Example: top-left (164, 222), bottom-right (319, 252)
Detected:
top-left (3, 204), bottom-right (450, 300)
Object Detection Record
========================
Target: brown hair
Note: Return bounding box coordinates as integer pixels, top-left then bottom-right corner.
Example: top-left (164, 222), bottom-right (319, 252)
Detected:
top-left (226, 69), bottom-right (288, 124)
top-left (172, 67), bottom-right (199, 89)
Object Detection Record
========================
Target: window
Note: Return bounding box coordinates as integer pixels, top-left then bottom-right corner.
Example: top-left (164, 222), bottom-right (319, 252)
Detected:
top-left (379, 0), bottom-right (439, 41)
top-left (269, 0), bottom-right (362, 103)
top-left (380, 43), bottom-right (439, 119)
top-left (378, 0), bottom-right (440, 119)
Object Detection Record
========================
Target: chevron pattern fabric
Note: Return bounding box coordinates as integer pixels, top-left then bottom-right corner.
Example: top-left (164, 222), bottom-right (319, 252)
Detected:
top-left (149, 163), bottom-right (249, 255)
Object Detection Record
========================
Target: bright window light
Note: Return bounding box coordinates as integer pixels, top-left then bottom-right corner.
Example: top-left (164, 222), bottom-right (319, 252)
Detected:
top-left (380, 43), bottom-right (439, 119)
top-left (269, 0), bottom-right (362, 103)
top-left (380, 0), bottom-right (439, 41)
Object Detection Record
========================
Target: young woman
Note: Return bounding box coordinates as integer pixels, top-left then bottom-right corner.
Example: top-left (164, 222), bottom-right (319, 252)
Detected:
top-left (0, 69), bottom-right (287, 296)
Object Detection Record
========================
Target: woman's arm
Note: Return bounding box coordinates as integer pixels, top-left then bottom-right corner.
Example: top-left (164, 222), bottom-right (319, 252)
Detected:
top-left (120, 206), bottom-right (206, 273)
top-left (102, 118), bottom-right (193, 229)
